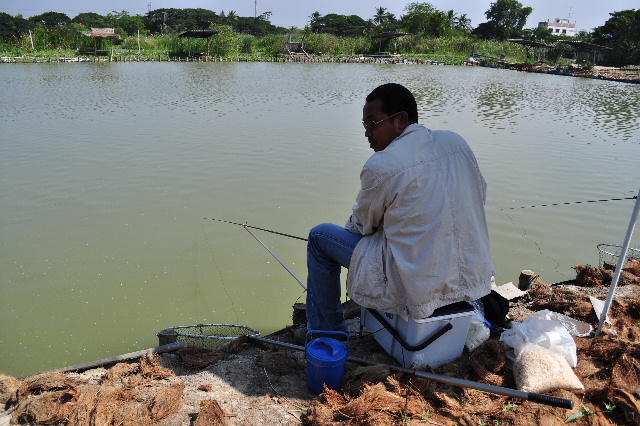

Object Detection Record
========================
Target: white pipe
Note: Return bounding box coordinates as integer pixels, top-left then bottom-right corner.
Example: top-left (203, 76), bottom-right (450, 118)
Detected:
top-left (595, 187), bottom-right (640, 337)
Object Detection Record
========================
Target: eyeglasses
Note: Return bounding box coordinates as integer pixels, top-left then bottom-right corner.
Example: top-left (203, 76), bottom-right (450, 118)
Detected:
top-left (362, 111), bottom-right (402, 131)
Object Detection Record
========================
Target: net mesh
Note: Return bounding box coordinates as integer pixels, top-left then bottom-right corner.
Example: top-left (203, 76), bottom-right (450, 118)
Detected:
top-left (597, 244), bottom-right (640, 268)
top-left (167, 324), bottom-right (260, 351)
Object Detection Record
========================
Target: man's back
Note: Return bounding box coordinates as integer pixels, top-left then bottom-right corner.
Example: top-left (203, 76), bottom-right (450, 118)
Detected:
top-left (347, 124), bottom-right (494, 319)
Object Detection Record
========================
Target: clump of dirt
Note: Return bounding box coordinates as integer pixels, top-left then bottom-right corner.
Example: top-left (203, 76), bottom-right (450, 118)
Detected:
top-left (1, 260), bottom-right (639, 426)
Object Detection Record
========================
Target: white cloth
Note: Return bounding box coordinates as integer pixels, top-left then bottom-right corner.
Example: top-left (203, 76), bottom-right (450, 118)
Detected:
top-left (347, 124), bottom-right (494, 319)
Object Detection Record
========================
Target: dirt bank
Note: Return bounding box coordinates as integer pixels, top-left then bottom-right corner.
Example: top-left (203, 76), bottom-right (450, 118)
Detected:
top-left (1, 260), bottom-right (639, 425)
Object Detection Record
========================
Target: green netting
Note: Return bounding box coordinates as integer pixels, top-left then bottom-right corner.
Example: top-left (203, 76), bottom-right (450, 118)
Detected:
top-left (167, 324), bottom-right (260, 351)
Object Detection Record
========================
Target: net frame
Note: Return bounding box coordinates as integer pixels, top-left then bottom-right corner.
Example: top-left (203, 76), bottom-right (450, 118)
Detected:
top-left (597, 243), bottom-right (640, 268)
top-left (166, 324), bottom-right (261, 351)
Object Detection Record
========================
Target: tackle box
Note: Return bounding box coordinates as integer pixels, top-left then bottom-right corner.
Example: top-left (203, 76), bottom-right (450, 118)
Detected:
top-left (361, 301), bottom-right (474, 369)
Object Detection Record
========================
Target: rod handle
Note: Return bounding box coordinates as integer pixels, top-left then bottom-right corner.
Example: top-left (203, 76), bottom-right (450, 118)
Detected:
top-left (527, 392), bottom-right (574, 409)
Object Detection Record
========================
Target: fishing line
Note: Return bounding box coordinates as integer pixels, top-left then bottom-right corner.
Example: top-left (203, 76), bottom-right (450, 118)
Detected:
top-left (199, 221), bottom-right (239, 323)
top-left (205, 218), bottom-right (307, 241)
top-left (207, 217), bottom-right (307, 290)
top-left (503, 211), bottom-right (568, 280)
top-left (501, 196), bottom-right (637, 210)
top-left (243, 225), bottom-right (307, 291)
top-left (496, 194), bottom-right (636, 278)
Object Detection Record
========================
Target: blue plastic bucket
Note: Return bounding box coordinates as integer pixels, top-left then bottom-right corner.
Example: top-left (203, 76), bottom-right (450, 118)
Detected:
top-left (305, 330), bottom-right (349, 394)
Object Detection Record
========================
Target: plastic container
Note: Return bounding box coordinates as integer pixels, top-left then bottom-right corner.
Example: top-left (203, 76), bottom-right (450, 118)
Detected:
top-left (361, 301), bottom-right (474, 369)
top-left (305, 331), bottom-right (349, 394)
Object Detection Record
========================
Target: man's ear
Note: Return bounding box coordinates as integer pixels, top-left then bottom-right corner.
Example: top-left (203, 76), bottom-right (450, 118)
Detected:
top-left (397, 111), bottom-right (410, 131)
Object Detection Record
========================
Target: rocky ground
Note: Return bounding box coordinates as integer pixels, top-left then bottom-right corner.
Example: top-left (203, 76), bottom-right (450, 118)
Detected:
top-left (1, 260), bottom-right (639, 426)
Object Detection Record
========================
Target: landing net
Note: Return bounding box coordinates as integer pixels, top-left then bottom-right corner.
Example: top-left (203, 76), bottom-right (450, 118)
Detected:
top-left (166, 324), bottom-right (261, 351)
top-left (597, 243), bottom-right (640, 268)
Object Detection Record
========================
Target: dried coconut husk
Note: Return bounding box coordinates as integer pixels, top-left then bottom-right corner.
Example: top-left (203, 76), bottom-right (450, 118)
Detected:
top-left (574, 260), bottom-right (640, 288)
top-left (321, 388), bottom-right (347, 408)
top-left (588, 336), bottom-right (628, 362)
top-left (499, 389), bottom-right (583, 426)
top-left (222, 334), bottom-right (249, 353)
top-left (362, 410), bottom-right (397, 426)
top-left (307, 379), bottom-right (430, 425)
top-left (105, 361), bottom-right (139, 381)
top-left (67, 384), bottom-right (103, 426)
top-left (531, 286), bottom-right (595, 322)
top-left (340, 382), bottom-right (407, 419)
top-left (610, 389), bottom-right (640, 425)
top-left (13, 389), bottom-right (78, 425)
top-left (92, 388), bottom-right (155, 426)
top-left (342, 365), bottom-right (391, 394)
top-left (623, 258), bottom-right (640, 277)
top-left (12, 371), bottom-right (79, 425)
top-left (193, 399), bottom-right (228, 426)
top-left (469, 339), bottom-right (507, 387)
top-left (305, 403), bottom-right (337, 426)
top-left (460, 387), bottom-right (508, 414)
top-left (256, 349), bottom-right (304, 376)
top-left (16, 371), bottom-right (78, 399)
top-left (177, 346), bottom-right (228, 370)
top-left (610, 354), bottom-right (640, 393)
top-left (0, 373), bottom-right (19, 404)
top-left (528, 279), bottom-right (553, 299)
top-left (574, 264), bottom-right (611, 286)
top-left (140, 350), bottom-right (174, 379)
top-left (150, 380), bottom-right (185, 420)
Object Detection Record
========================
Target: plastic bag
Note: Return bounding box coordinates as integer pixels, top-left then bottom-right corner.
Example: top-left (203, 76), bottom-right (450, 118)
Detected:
top-left (500, 316), bottom-right (578, 367)
top-left (513, 344), bottom-right (584, 393)
top-left (527, 309), bottom-right (592, 337)
top-left (465, 299), bottom-right (490, 352)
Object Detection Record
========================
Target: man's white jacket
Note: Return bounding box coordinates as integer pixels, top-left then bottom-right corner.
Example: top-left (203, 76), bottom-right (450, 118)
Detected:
top-left (347, 123), bottom-right (494, 319)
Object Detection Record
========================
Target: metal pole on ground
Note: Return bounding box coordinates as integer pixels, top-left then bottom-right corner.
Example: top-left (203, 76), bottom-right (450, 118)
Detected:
top-left (595, 187), bottom-right (640, 337)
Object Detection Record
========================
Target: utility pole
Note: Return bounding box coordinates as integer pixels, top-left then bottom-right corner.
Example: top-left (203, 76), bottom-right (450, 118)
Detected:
top-left (255, 0), bottom-right (257, 18)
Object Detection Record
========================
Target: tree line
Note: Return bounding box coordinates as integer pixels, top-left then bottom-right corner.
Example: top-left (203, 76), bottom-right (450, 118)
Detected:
top-left (0, 1), bottom-right (638, 66)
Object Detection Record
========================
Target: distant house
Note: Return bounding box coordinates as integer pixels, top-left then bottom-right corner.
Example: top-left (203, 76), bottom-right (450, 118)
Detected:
top-left (538, 18), bottom-right (577, 37)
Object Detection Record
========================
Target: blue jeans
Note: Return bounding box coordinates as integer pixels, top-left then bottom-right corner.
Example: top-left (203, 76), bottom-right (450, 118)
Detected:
top-left (306, 223), bottom-right (363, 332)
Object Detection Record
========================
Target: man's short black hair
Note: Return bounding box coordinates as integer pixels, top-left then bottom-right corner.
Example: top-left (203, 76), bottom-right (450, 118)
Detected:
top-left (366, 83), bottom-right (418, 124)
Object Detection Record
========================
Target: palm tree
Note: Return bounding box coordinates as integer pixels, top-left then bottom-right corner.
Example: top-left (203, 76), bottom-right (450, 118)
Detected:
top-left (374, 7), bottom-right (387, 26)
top-left (455, 13), bottom-right (472, 31)
top-left (226, 10), bottom-right (238, 29)
top-left (447, 10), bottom-right (456, 27)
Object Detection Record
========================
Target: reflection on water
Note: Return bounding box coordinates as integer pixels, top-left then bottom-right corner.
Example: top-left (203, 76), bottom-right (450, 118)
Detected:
top-left (1, 62), bottom-right (639, 377)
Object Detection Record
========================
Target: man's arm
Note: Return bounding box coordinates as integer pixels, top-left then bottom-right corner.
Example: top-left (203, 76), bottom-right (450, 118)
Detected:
top-left (346, 166), bottom-right (386, 236)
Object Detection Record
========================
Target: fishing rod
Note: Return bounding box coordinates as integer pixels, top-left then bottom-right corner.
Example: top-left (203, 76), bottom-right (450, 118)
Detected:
top-left (208, 217), bottom-right (307, 290)
top-left (243, 224), bottom-right (307, 291)
top-left (502, 195), bottom-right (637, 210)
top-left (206, 218), bottom-right (307, 241)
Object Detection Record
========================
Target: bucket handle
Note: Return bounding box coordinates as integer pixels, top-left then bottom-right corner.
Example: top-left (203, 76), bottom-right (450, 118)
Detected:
top-left (306, 330), bottom-right (350, 349)
top-left (367, 308), bottom-right (453, 352)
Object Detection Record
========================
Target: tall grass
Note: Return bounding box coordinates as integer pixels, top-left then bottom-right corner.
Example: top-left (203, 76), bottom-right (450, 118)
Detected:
top-left (1, 31), bottom-right (539, 64)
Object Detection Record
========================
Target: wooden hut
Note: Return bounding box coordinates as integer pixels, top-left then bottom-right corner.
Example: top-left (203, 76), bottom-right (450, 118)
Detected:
top-left (178, 30), bottom-right (221, 57)
top-left (85, 28), bottom-right (121, 56)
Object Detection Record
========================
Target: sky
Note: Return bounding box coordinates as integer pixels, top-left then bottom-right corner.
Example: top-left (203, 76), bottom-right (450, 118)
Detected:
top-left (1, 0), bottom-right (637, 32)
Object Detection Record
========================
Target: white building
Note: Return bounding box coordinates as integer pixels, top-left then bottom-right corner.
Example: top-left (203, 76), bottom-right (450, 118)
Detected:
top-left (538, 18), bottom-right (577, 37)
